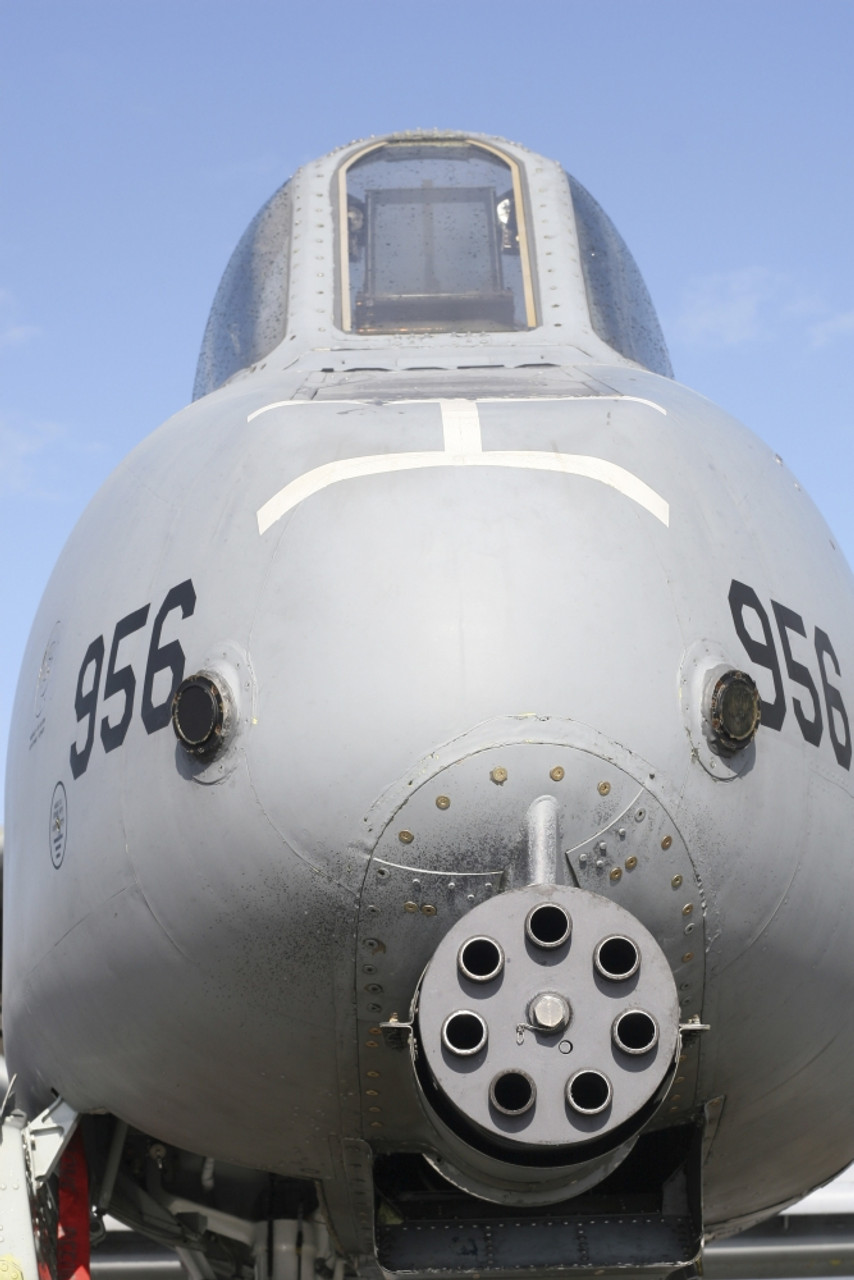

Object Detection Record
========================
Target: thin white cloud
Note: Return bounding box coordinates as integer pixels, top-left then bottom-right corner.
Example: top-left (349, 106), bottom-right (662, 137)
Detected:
top-left (0, 322), bottom-right (40, 348)
top-left (809, 310), bottom-right (854, 348)
top-left (677, 267), bottom-right (784, 346)
top-left (0, 289), bottom-right (40, 349)
top-left (0, 418), bottom-right (66, 499)
top-left (676, 268), bottom-right (854, 353)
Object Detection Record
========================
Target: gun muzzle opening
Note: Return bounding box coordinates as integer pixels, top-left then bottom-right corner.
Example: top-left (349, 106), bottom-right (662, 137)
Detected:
top-left (490, 1071), bottom-right (536, 1117)
top-left (442, 1010), bottom-right (488, 1056)
top-left (613, 1010), bottom-right (659, 1055)
top-left (594, 935), bottom-right (640, 980)
top-left (458, 936), bottom-right (505, 983)
top-left (525, 903), bottom-right (572, 949)
top-left (566, 1069), bottom-right (612, 1115)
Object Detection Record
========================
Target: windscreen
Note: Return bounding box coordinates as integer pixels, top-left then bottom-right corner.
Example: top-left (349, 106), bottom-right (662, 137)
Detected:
top-left (193, 182), bottom-right (291, 400)
top-left (567, 174), bottom-right (673, 378)
top-left (342, 142), bottom-right (535, 334)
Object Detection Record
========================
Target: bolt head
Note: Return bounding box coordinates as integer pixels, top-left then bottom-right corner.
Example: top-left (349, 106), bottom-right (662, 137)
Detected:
top-left (529, 992), bottom-right (571, 1033)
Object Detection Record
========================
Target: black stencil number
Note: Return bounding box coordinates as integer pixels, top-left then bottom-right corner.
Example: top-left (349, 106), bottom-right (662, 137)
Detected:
top-left (141, 580), bottom-right (197, 734)
top-left (69, 579), bottom-right (195, 778)
top-left (100, 605), bottom-right (150, 753)
top-left (771, 602), bottom-right (822, 747)
top-left (815, 628), bottom-right (852, 770)
top-left (729, 578), bottom-right (850, 771)
top-left (728, 581), bottom-right (786, 731)
top-left (70, 636), bottom-right (105, 779)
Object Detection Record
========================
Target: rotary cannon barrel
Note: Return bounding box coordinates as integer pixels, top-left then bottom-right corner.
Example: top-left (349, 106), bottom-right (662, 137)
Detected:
top-left (412, 884), bottom-right (681, 1203)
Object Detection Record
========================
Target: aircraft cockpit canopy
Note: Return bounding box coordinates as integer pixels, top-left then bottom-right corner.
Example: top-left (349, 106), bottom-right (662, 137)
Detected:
top-left (339, 140), bottom-right (536, 335)
top-left (193, 133), bottom-right (672, 400)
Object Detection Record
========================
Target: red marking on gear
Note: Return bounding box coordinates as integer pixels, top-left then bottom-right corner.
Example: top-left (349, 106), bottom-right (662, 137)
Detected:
top-left (57, 1129), bottom-right (89, 1280)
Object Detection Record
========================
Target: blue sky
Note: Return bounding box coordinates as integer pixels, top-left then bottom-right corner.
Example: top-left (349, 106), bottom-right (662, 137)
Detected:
top-left (2, 0), bottom-right (853, 817)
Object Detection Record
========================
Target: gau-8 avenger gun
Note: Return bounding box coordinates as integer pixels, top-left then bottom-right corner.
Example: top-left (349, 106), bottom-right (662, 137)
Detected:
top-left (5, 131), bottom-right (854, 1280)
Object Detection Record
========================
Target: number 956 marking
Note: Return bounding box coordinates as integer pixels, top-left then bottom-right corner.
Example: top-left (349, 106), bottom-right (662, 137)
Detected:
top-left (729, 579), bottom-right (851, 770)
top-left (69, 579), bottom-right (196, 779)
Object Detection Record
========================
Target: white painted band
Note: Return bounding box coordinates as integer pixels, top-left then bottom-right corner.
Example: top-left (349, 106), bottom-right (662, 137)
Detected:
top-left (254, 397), bottom-right (669, 534)
top-left (247, 393), bottom-right (667, 422)
top-left (256, 450), bottom-right (669, 534)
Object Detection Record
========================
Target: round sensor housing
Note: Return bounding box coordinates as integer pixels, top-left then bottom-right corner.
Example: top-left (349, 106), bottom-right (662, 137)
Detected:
top-left (172, 674), bottom-right (226, 758)
top-left (709, 669), bottom-right (761, 754)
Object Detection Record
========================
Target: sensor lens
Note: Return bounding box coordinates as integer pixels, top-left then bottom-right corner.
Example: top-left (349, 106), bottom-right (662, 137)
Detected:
top-left (172, 675), bottom-right (225, 755)
top-left (710, 670), bottom-right (761, 753)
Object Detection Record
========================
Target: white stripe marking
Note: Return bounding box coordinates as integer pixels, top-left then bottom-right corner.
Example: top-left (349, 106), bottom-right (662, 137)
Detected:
top-left (256, 450), bottom-right (669, 534)
top-left (247, 394), bottom-right (667, 422)
top-left (441, 399), bottom-right (483, 453)
top-left (247, 399), bottom-right (363, 422)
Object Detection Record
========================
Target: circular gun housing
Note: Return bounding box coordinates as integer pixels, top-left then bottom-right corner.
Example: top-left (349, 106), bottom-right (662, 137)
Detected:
top-left (413, 885), bottom-right (680, 1204)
